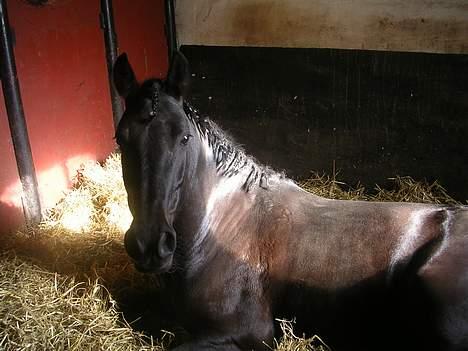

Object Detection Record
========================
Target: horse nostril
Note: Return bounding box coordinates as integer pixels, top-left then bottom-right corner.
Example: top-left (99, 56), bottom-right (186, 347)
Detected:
top-left (124, 229), bottom-right (139, 260)
top-left (157, 231), bottom-right (176, 259)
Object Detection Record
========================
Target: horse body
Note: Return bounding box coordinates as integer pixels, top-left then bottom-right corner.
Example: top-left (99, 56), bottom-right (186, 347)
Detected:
top-left (181, 170), bottom-right (464, 350)
top-left (113, 52), bottom-right (468, 350)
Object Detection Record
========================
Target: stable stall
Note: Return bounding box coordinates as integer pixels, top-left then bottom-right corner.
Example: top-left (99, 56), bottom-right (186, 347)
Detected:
top-left (0, 1), bottom-right (467, 350)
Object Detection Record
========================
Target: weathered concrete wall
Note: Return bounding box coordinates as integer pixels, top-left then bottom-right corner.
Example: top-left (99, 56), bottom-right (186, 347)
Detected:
top-left (176, 0), bottom-right (468, 54)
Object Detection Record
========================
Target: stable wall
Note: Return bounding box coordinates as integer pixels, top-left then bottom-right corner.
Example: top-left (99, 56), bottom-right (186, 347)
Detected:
top-left (0, 0), bottom-right (168, 233)
top-left (182, 46), bottom-right (468, 201)
top-left (175, 1), bottom-right (468, 201)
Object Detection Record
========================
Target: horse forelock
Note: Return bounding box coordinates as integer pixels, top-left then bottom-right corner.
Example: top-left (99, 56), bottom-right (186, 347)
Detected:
top-left (149, 82), bottom-right (160, 118)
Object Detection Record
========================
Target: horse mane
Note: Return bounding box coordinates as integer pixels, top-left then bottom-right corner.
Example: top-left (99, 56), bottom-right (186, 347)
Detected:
top-left (183, 102), bottom-right (278, 192)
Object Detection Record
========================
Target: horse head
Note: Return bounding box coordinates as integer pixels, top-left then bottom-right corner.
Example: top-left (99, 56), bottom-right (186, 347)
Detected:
top-left (113, 52), bottom-right (198, 273)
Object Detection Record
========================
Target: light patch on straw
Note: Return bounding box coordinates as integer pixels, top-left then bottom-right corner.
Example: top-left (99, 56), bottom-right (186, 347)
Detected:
top-left (60, 205), bottom-right (92, 232)
top-left (80, 160), bottom-right (109, 186)
top-left (106, 200), bottom-right (133, 233)
top-left (57, 189), bottom-right (94, 233)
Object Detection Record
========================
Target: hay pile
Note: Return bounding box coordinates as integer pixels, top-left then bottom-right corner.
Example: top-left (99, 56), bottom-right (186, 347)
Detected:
top-left (0, 153), bottom-right (462, 350)
top-left (298, 172), bottom-right (461, 205)
top-left (372, 176), bottom-right (461, 205)
top-left (298, 173), bottom-right (368, 201)
top-left (271, 320), bottom-right (331, 351)
top-left (43, 153), bottom-right (132, 234)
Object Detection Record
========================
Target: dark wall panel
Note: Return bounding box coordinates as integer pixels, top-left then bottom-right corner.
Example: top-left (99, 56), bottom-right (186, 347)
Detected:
top-left (181, 45), bottom-right (468, 201)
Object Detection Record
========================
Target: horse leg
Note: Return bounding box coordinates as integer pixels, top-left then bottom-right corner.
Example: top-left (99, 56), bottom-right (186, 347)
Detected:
top-left (170, 338), bottom-right (243, 351)
top-left (173, 276), bottom-right (275, 350)
top-left (171, 333), bottom-right (270, 351)
top-left (171, 315), bottom-right (274, 351)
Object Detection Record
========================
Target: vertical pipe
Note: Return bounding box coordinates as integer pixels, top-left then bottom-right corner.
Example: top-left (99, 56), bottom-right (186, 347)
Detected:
top-left (0, 0), bottom-right (42, 225)
top-left (164, 0), bottom-right (177, 61)
top-left (100, 0), bottom-right (123, 129)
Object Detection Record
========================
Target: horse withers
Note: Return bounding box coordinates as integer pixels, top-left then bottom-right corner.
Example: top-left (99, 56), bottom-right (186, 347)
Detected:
top-left (112, 52), bottom-right (468, 351)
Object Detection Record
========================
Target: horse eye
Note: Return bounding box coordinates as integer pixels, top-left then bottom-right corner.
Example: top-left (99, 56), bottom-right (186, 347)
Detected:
top-left (181, 134), bottom-right (192, 145)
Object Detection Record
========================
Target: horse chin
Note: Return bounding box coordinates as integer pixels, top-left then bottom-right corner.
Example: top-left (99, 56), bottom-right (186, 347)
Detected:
top-left (154, 259), bottom-right (173, 274)
top-left (134, 256), bottom-right (173, 274)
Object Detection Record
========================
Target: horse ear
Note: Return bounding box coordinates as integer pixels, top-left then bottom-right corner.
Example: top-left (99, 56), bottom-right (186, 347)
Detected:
top-left (166, 51), bottom-right (190, 101)
top-left (113, 53), bottom-right (138, 99)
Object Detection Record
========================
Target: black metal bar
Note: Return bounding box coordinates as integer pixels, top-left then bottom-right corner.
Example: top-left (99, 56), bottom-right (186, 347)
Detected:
top-left (100, 0), bottom-right (123, 129)
top-left (0, 0), bottom-right (42, 225)
top-left (164, 0), bottom-right (177, 61)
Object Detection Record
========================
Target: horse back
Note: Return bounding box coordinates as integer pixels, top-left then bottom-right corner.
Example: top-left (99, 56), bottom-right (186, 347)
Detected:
top-left (259, 182), bottom-right (468, 350)
top-left (264, 183), bottom-right (446, 290)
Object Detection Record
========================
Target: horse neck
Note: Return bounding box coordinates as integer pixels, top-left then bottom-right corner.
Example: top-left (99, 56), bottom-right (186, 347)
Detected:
top-left (175, 131), bottom-right (260, 274)
top-left (173, 129), bottom-right (216, 249)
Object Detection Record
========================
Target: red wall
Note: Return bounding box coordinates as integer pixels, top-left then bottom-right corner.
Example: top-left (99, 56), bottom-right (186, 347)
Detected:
top-left (0, 0), bottom-right (168, 234)
top-left (114, 0), bottom-right (168, 80)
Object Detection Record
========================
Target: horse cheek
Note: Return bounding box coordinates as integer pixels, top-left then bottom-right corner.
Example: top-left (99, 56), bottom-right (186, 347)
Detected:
top-left (168, 188), bottom-right (180, 214)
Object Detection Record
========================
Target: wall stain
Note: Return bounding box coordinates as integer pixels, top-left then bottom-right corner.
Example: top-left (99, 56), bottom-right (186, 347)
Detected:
top-left (177, 0), bottom-right (468, 54)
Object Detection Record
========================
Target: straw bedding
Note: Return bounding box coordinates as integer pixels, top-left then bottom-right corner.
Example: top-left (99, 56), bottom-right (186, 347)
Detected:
top-left (0, 254), bottom-right (160, 351)
top-left (0, 153), bottom-right (462, 350)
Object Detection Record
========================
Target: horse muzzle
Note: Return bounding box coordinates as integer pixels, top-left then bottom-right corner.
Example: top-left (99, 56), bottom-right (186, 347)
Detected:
top-left (124, 228), bottom-right (176, 274)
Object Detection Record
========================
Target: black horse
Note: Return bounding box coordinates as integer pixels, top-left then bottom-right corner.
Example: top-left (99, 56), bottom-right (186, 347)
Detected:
top-left (113, 52), bottom-right (468, 351)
